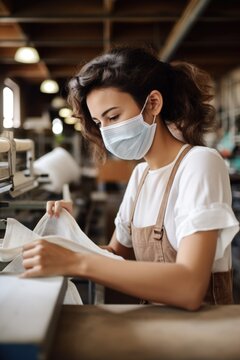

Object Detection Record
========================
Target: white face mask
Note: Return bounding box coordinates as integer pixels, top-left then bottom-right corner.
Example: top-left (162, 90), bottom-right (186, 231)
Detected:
top-left (100, 97), bottom-right (157, 160)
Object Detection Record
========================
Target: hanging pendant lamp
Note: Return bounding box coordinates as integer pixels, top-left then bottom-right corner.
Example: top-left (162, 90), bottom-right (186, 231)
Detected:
top-left (40, 79), bottom-right (59, 94)
top-left (14, 46), bottom-right (40, 64)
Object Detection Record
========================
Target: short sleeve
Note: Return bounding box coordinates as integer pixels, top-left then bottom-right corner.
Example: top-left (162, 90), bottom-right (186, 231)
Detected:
top-left (174, 148), bottom-right (239, 260)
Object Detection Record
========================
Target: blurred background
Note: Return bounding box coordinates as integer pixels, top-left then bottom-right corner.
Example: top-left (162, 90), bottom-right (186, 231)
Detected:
top-left (1, 0), bottom-right (240, 156)
top-left (0, 0), bottom-right (240, 303)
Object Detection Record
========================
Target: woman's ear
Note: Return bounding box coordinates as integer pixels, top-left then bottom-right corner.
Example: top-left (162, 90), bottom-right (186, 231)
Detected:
top-left (148, 90), bottom-right (163, 116)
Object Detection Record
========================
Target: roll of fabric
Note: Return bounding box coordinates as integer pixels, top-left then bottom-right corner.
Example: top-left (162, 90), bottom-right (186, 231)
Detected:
top-left (34, 147), bottom-right (81, 193)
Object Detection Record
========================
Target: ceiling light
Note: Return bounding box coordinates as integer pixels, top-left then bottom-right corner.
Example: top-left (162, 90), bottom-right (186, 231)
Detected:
top-left (74, 122), bottom-right (82, 132)
top-left (59, 107), bottom-right (73, 118)
top-left (14, 46), bottom-right (40, 63)
top-left (52, 118), bottom-right (63, 135)
top-left (64, 117), bottom-right (77, 125)
top-left (40, 79), bottom-right (59, 94)
top-left (51, 96), bottom-right (67, 109)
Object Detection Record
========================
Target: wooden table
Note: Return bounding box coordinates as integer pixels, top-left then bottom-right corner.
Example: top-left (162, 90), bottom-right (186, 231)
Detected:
top-left (49, 304), bottom-right (240, 360)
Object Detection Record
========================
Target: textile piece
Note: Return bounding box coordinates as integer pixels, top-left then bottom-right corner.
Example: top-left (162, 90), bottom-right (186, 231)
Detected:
top-left (0, 209), bottom-right (123, 304)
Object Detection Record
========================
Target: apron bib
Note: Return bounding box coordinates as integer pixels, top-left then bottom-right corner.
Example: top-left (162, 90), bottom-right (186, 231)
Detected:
top-left (129, 145), bottom-right (233, 305)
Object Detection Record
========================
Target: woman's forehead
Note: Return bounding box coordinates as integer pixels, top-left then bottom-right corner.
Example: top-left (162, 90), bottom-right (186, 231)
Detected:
top-left (87, 88), bottom-right (133, 108)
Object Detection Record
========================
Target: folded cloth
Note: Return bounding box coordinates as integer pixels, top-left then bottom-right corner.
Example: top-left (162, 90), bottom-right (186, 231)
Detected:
top-left (0, 209), bottom-right (123, 304)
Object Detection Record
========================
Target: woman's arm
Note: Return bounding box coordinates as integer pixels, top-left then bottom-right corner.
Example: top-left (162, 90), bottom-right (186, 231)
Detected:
top-left (101, 230), bottom-right (136, 260)
top-left (22, 229), bottom-right (218, 310)
top-left (82, 230), bottom-right (218, 310)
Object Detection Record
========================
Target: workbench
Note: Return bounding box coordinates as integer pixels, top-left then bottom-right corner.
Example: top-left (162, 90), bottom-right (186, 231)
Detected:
top-left (49, 304), bottom-right (240, 360)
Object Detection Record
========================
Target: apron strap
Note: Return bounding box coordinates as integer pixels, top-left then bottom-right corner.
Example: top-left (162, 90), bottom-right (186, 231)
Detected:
top-left (129, 144), bottom-right (193, 227)
top-left (129, 164), bottom-right (150, 224)
top-left (155, 144), bottom-right (192, 230)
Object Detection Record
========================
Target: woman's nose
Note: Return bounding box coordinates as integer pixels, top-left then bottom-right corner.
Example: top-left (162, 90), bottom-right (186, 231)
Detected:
top-left (101, 119), bottom-right (110, 127)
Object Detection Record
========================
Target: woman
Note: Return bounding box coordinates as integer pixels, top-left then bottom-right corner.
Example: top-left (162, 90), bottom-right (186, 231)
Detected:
top-left (22, 47), bottom-right (239, 310)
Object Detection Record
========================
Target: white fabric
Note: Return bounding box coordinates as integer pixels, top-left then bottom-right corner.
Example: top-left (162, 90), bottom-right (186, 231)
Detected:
top-left (2, 255), bottom-right (82, 305)
top-left (0, 209), bottom-right (123, 304)
top-left (115, 145), bottom-right (239, 272)
top-left (0, 210), bottom-right (123, 262)
top-left (34, 147), bottom-right (81, 193)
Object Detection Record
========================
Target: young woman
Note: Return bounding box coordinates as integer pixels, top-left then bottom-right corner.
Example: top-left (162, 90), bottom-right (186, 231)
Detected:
top-left (22, 47), bottom-right (239, 310)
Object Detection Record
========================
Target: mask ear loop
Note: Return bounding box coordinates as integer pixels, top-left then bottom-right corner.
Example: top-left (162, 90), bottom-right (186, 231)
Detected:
top-left (140, 96), bottom-right (149, 115)
top-left (152, 115), bottom-right (157, 124)
top-left (140, 95), bottom-right (157, 125)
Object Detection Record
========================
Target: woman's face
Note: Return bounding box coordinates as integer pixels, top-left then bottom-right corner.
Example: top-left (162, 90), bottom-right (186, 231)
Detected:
top-left (86, 87), bottom-right (144, 128)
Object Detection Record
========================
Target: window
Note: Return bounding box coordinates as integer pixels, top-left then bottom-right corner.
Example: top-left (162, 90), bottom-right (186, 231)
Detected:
top-left (3, 78), bottom-right (20, 129)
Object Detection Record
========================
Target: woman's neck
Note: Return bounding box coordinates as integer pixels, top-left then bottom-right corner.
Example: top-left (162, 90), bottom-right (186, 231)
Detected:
top-left (144, 122), bottom-right (186, 170)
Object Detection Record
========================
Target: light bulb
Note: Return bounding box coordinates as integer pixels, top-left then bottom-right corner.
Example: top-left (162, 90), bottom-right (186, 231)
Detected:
top-left (40, 80), bottom-right (59, 94)
top-left (74, 122), bottom-right (82, 132)
top-left (64, 117), bottom-right (77, 125)
top-left (59, 108), bottom-right (73, 118)
top-left (14, 46), bottom-right (40, 63)
top-left (52, 118), bottom-right (63, 135)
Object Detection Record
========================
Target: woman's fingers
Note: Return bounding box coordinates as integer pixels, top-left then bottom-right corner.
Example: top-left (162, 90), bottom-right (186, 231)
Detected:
top-left (20, 265), bottom-right (44, 278)
top-left (54, 200), bottom-right (63, 217)
top-left (22, 255), bottom-right (41, 269)
top-left (22, 241), bottom-right (44, 270)
top-left (22, 240), bottom-right (49, 277)
top-left (46, 200), bottom-right (55, 216)
top-left (22, 239), bottom-right (45, 252)
top-left (46, 200), bottom-right (73, 217)
top-left (46, 200), bottom-right (61, 217)
top-left (21, 239), bottom-right (78, 278)
top-left (22, 247), bottom-right (39, 259)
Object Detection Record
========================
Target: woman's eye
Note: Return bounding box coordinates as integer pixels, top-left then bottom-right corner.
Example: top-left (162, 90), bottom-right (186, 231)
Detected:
top-left (109, 115), bottom-right (119, 121)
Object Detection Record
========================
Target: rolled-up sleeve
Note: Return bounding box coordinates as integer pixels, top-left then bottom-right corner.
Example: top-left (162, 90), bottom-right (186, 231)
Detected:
top-left (174, 149), bottom-right (239, 260)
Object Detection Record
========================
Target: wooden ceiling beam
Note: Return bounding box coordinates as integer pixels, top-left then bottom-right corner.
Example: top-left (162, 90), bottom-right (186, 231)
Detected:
top-left (1, 39), bottom-right (239, 48)
top-left (0, 0), bottom-right (10, 15)
top-left (0, 39), bottom-right (105, 47)
top-left (1, 0), bottom-right (239, 83)
top-left (0, 15), bottom-right (239, 23)
top-left (0, 15), bottom-right (178, 23)
top-left (103, 0), bottom-right (114, 52)
top-left (159, 0), bottom-right (211, 61)
top-left (1, 62), bottom-right (49, 78)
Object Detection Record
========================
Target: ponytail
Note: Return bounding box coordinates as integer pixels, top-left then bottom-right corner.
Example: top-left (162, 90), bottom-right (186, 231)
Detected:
top-left (165, 61), bottom-right (216, 145)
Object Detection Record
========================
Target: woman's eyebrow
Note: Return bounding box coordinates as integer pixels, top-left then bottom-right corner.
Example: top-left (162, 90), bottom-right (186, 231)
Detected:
top-left (92, 106), bottom-right (119, 121)
top-left (101, 106), bottom-right (119, 117)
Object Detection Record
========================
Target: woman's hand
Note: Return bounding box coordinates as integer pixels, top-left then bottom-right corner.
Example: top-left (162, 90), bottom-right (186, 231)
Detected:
top-left (46, 200), bottom-right (73, 217)
top-left (21, 239), bottom-right (81, 278)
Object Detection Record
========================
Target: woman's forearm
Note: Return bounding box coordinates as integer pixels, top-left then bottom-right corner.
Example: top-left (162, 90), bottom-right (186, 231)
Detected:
top-left (76, 253), bottom-right (204, 310)
top-left (22, 230), bottom-right (216, 310)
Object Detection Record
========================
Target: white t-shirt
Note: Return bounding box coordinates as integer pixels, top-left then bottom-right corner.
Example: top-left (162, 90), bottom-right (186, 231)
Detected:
top-left (114, 145), bottom-right (239, 272)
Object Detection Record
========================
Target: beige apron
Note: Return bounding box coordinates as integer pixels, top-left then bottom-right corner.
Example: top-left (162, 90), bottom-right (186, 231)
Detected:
top-left (129, 145), bottom-right (233, 305)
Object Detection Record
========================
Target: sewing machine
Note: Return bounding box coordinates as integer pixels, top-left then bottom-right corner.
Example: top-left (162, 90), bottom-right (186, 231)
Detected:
top-left (0, 131), bottom-right (38, 197)
top-left (0, 130), bottom-right (52, 238)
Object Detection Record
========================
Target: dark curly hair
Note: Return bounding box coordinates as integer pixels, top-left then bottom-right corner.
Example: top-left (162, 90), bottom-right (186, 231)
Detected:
top-left (68, 46), bottom-right (216, 163)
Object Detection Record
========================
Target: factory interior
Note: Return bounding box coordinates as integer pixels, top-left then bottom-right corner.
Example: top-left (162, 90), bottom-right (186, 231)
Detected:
top-left (1, 0), bottom-right (240, 359)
